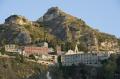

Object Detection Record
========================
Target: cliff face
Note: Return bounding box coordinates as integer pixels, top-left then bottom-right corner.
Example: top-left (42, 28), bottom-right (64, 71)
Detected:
top-left (38, 7), bottom-right (85, 41)
top-left (38, 7), bottom-right (119, 51)
top-left (0, 15), bottom-right (55, 45)
top-left (0, 7), bottom-right (119, 51)
top-left (0, 23), bottom-right (32, 45)
top-left (4, 15), bottom-right (31, 25)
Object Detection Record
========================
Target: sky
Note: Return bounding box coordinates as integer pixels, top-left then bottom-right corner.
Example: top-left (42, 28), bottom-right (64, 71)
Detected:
top-left (0, 0), bottom-right (120, 37)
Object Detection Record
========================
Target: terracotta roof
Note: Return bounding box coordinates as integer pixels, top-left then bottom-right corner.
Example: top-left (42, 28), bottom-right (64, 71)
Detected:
top-left (24, 46), bottom-right (48, 55)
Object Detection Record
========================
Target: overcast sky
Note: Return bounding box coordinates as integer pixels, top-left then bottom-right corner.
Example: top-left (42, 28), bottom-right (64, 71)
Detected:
top-left (0, 0), bottom-right (120, 37)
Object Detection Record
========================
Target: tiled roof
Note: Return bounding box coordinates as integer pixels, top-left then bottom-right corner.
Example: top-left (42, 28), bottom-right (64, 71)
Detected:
top-left (24, 46), bottom-right (49, 55)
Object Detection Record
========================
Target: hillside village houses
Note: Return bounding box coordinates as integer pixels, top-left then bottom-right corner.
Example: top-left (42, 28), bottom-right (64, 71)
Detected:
top-left (4, 42), bottom-right (58, 64)
top-left (4, 42), bottom-right (118, 66)
top-left (5, 42), bottom-right (50, 55)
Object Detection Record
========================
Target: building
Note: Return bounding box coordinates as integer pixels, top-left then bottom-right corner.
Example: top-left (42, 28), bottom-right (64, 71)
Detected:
top-left (23, 46), bottom-right (49, 56)
top-left (37, 42), bottom-right (48, 47)
top-left (61, 51), bottom-right (101, 66)
top-left (48, 48), bottom-right (54, 53)
top-left (61, 44), bottom-right (111, 66)
top-left (5, 44), bottom-right (17, 52)
top-left (56, 46), bottom-right (62, 55)
top-left (41, 54), bottom-right (58, 63)
top-left (5, 44), bottom-right (22, 54)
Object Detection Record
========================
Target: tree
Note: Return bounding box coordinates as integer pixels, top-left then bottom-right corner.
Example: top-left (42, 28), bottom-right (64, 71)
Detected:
top-left (102, 54), bottom-right (117, 79)
top-left (0, 47), bottom-right (5, 55)
top-left (116, 55), bottom-right (120, 73)
top-left (15, 54), bottom-right (25, 63)
top-left (29, 54), bottom-right (37, 61)
top-left (57, 55), bottom-right (62, 68)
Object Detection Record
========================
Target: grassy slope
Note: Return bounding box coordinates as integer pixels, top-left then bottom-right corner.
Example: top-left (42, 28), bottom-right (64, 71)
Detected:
top-left (0, 57), bottom-right (48, 79)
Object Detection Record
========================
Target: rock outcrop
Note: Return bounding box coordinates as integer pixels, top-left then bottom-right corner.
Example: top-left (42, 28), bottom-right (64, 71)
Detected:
top-left (0, 15), bottom-right (55, 45)
top-left (38, 7), bottom-right (82, 41)
top-left (5, 15), bottom-right (31, 25)
top-left (0, 24), bottom-right (32, 45)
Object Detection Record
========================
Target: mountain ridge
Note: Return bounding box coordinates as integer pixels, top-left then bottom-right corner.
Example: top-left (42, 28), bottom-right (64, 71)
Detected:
top-left (0, 7), bottom-right (119, 51)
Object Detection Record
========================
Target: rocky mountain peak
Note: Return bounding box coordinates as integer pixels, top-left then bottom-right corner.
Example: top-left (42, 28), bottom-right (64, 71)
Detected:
top-left (5, 15), bottom-right (30, 25)
top-left (37, 7), bottom-right (84, 41)
top-left (41, 7), bottom-right (62, 22)
top-left (38, 7), bottom-right (76, 22)
top-left (46, 7), bottom-right (61, 14)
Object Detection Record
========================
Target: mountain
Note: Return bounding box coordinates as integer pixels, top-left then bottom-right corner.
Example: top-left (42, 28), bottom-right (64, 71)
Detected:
top-left (37, 7), bottom-right (120, 51)
top-left (0, 7), bottom-right (119, 51)
top-left (0, 15), bottom-right (56, 45)
top-left (37, 7), bottom-right (86, 41)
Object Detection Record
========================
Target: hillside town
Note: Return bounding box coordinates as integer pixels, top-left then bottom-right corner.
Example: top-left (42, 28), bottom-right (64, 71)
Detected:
top-left (0, 42), bottom-right (119, 67)
top-left (0, 4), bottom-right (120, 79)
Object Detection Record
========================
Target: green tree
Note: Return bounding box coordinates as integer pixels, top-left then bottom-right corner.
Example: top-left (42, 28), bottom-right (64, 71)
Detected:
top-left (57, 55), bottom-right (62, 68)
top-left (0, 47), bottom-right (5, 55)
top-left (102, 54), bottom-right (117, 79)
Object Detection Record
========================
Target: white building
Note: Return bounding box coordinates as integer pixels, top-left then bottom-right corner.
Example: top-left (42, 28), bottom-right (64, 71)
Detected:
top-left (5, 44), bottom-right (22, 54)
top-left (41, 55), bottom-right (58, 63)
top-left (61, 44), bottom-right (111, 66)
top-left (61, 52), bottom-right (101, 66)
top-left (38, 42), bottom-right (48, 48)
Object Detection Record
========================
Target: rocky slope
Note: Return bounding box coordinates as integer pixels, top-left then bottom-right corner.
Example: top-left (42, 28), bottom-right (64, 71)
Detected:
top-left (0, 7), bottom-right (119, 51)
top-left (0, 15), bottom-right (56, 45)
top-left (37, 7), bottom-right (120, 51)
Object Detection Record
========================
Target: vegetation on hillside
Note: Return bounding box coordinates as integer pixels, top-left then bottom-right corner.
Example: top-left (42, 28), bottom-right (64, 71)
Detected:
top-left (0, 7), bottom-right (120, 52)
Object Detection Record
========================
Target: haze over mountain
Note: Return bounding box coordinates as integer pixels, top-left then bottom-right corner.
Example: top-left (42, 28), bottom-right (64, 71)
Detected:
top-left (0, 7), bottom-right (120, 51)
